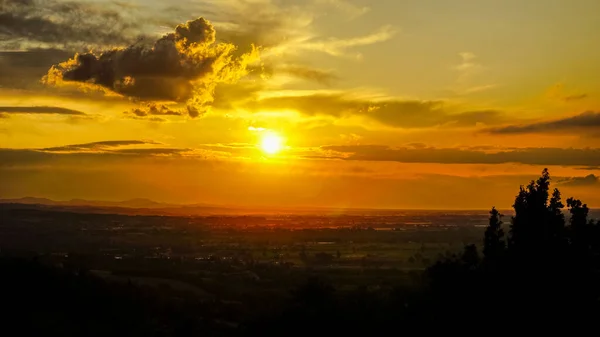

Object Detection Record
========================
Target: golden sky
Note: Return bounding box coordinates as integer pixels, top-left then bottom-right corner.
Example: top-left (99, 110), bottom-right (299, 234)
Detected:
top-left (1, 0), bottom-right (599, 209)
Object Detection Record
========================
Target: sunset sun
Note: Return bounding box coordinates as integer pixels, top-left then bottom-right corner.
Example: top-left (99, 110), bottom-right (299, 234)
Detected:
top-left (260, 132), bottom-right (284, 155)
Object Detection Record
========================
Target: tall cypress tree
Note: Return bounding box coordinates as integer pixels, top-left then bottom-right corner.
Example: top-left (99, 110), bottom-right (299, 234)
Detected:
top-left (484, 207), bottom-right (505, 261)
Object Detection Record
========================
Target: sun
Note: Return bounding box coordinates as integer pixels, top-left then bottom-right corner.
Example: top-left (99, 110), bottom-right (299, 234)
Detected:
top-left (260, 132), bottom-right (284, 155)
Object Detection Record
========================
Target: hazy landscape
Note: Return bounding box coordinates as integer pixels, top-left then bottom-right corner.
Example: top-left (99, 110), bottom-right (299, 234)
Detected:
top-left (2, 186), bottom-right (600, 335)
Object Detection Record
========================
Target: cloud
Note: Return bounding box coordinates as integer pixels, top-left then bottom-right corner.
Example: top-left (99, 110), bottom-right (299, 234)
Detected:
top-left (278, 66), bottom-right (338, 85)
top-left (110, 148), bottom-right (189, 156)
top-left (0, 146), bottom-right (189, 168)
top-left (0, 0), bottom-right (141, 50)
top-left (244, 93), bottom-right (508, 128)
top-left (0, 140), bottom-right (192, 168)
top-left (41, 140), bottom-right (160, 153)
top-left (174, 0), bottom-right (388, 58)
top-left (487, 111), bottom-right (600, 135)
top-left (0, 106), bottom-right (86, 115)
top-left (460, 84), bottom-right (498, 95)
top-left (546, 83), bottom-right (588, 102)
top-left (43, 17), bottom-right (259, 118)
top-left (576, 166), bottom-right (600, 171)
top-left (451, 52), bottom-right (495, 95)
top-left (557, 174), bottom-right (599, 187)
top-left (564, 93), bottom-right (588, 101)
top-left (318, 145), bottom-right (600, 166)
top-left (455, 52), bottom-right (479, 72)
top-left (454, 52), bottom-right (484, 83)
top-left (0, 48), bottom-right (72, 88)
top-left (300, 25), bottom-right (395, 58)
top-left (125, 103), bottom-right (183, 119)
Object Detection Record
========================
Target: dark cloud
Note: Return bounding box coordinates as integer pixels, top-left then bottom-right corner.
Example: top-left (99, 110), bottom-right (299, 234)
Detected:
top-left (557, 174), bottom-right (599, 187)
top-left (0, 106), bottom-right (86, 115)
top-left (115, 148), bottom-right (188, 156)
top-left (126, 104), bottom-right (183, 118)
top-left (564, 93), bottom-right (588, 101)
top-left (128, 116), bottom-right (169, 123)
top-left (320, 145), bottom-right (600, 166)
top-left (0, 48), bottom-right (71, 67)
top-left (576, 166), bottom-right (600, 171)
top-left (0, 48), bottom-right (71, 88)
top-left (44, 17), bottom-right (258, 117)
top-left (0, 0), bottom-right (141, 50)
top-left (547, 84), bottom-right (589, 102)
top-left (487, 111), bottom-right (600, 135)
top-left (0, 140), bottom-right (188, 167)
top-left (42, 140), bottom-right (159, 152)
top-left (0, 146), bottom-right (187, 168)
top-left (246, 94), bottom-right (508, 128)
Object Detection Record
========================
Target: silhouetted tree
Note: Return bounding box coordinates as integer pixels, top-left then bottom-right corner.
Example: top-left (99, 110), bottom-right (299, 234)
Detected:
top-left (427, 168), bottom-right (600, 328)
top-left (567, 197), bottom-right (591, 254)
top-left (567, 197), bottom-right (589, 229)
top-left (509, 168), bottom-right (566, 255)
top-left (547, 188), bottom-right (566, 247)
top-left (483, 207), bottom-right (505, 261)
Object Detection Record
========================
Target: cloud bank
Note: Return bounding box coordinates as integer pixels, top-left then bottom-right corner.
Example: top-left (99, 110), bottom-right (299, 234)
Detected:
top-left (241, 94), bottom-right (507, 128)
top-left (319, 145), bottom-right (600, 166)
top-left (487, 111), bottom-right (600, 135)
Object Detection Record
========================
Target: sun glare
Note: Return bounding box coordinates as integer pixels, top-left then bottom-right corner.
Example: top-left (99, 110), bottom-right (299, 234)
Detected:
top-left (260, 132), bottom-right (284, 155)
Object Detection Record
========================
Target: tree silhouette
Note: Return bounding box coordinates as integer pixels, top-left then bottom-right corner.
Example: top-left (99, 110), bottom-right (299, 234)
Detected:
top-left (508, 168), bottom-right (567, 256)
top-left (567, 197), bottom-right (591, 254)
top-left (483, 207), bottom-right (505, 261)
top-left (547, 188), bottom-right (566, 248)
top-left (427, 168), bottom-right (600, 328)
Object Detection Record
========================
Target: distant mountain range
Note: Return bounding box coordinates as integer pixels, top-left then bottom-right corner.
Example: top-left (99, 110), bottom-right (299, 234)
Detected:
top-left (0, 197), bottom-right (241, 216)
top-left (0, 197), bottom-right (183, 209)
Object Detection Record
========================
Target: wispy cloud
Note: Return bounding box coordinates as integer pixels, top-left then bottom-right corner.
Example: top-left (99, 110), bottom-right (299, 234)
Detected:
top-left (0, 0), bottom-right (142, 51)
top-left (41, 140), bottom-right (161, 153)
top-left (557, 174), bottom-right (599, 187)
top-left (0, 106), bottom-right (86, 115)
top-left (452, 52), bottom-right (495, 95)
top-left (546, 83), bottom-right (589, 102)
top-left (486, 111), bottom-right (600, 135)
top-left (299, 25), bottom-right (396, 58)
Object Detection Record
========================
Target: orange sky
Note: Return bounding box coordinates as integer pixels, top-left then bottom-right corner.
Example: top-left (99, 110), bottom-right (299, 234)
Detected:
top-left (1, 0), bottom-right (599, 209)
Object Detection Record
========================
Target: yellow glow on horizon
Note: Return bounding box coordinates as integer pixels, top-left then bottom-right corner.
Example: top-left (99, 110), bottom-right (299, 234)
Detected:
top-left (260, 132), bottom-right (284, 155)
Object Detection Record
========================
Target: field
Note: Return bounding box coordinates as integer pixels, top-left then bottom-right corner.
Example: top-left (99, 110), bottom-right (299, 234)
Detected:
top-left (0, 204), bottom-right (492, 297)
